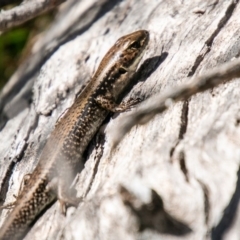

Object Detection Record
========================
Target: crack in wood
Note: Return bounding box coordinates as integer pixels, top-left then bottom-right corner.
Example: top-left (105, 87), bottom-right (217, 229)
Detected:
top-left (169, 100), bottom-right (189, 161)
top-left (179, 151), bottom-right (189, 182)
top-left (197, 180), bottom-right (210, 227)
top-left (189, 0), bottom-right (237, 77)
top-left (0, 161), bottom-right (16, 209)
top-left (178, 100), bottom-right (189, 140)
top-left (171, 0), bottom-right (238, 179)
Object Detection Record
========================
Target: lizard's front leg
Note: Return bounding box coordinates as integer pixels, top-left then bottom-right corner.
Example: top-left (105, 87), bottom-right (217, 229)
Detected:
top-left (95, 93), bottom-right (141, 112)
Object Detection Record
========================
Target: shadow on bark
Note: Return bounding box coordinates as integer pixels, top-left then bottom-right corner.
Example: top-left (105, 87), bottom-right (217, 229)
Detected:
top-left (211, 166), bottom-right (240, 239)
top-left (120, 186), bottom-right (192, 236)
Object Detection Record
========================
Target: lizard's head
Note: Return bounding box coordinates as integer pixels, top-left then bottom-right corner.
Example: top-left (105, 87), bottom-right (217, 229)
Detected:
top-left (95, 30), bottom-right (149, 98)
top-left (113, 30), bottom-right (149, 71)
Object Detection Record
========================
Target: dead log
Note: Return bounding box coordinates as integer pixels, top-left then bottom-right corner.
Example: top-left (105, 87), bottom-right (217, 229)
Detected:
top-left (1, 0), bottom-right (240, 239)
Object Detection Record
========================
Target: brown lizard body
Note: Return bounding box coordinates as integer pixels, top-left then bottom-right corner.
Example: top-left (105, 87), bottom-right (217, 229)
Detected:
top-left (0, 30), bottom-right (149, 240)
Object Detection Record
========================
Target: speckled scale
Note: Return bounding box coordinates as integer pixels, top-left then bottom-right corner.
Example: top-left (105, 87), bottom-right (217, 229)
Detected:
top-left (0, 30), bottom-right (149, 240)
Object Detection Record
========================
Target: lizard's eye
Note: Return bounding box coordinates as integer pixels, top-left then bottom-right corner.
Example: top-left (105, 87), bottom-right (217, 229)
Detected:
top-left (129, 41), bottom-right (141, 49)
top-left (119, 67), bottom-right (127, 75)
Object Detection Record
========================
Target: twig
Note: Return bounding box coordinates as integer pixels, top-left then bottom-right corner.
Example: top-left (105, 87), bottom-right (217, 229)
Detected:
top-left (0, 0), bottom-right (65, 31)
top-left (111, 58), bottom-right (240, 148)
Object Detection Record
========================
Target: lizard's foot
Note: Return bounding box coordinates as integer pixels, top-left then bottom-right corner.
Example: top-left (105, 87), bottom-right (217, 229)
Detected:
top-left (57, 182), bottom-right (82, 215)
top-left (58, 196), bottom-right (82, 215)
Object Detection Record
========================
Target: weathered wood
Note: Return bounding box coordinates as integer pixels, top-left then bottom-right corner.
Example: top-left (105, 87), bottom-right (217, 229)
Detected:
top-left (1, 0), bottom-right (240, 239)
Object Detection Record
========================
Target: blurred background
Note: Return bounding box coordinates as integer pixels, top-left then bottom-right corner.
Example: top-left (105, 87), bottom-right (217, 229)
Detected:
top-left (0, 3), bottom-right (55, 90)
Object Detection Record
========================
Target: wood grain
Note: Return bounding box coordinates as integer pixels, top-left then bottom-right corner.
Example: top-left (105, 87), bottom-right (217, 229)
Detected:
top-left (1, 0), bottom-right (240, 239)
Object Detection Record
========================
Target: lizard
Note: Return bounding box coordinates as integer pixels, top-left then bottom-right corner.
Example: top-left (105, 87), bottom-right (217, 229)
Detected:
top-left (0, 29), bottom-right (149, 240)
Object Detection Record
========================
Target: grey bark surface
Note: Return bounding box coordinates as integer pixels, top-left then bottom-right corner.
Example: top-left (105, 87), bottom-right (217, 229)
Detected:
top-left (1, 0), bottom-right (240, 239)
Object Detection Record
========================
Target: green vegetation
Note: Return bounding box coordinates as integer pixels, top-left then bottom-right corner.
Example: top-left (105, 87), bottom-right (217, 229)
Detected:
top-left (0, 28), bottom-right (29, 89)
top-left (0, 10), bottom-right (55, 91)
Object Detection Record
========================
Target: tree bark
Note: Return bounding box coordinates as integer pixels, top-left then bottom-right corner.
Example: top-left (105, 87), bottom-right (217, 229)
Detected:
top-left (1, 0), bottom-right (240, 239)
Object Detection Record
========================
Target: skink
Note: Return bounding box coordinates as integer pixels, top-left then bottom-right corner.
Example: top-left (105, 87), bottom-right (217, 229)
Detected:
top-left (0, 30), bottom-right (149, 240)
